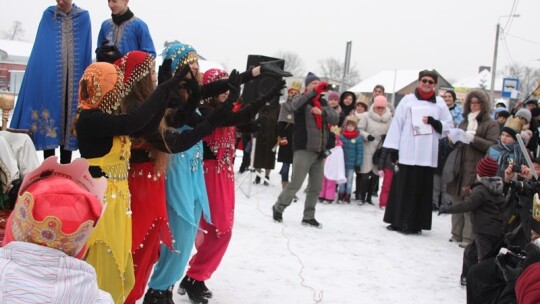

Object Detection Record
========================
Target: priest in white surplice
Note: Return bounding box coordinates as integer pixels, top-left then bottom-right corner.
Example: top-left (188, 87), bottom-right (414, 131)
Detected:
top-left (382, 70), bottom-right (453, 234)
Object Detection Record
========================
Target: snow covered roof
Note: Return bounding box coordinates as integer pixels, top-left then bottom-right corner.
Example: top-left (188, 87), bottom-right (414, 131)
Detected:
top-left (348, 69), bottom-right (423, 94)
top-left (0, 39), bottom-right (33, 59)
top-left (452, 69), bottom-right (504, 91)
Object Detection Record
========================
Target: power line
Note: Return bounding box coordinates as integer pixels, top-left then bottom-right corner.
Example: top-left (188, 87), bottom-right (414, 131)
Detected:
top-left (501, 35), bottom-right (515, 67)
top-left (503, 0), bottom-right (518, 30)
top-left (504, 0), bottom-right (520, 33)
top-left (505, 33), bottom-right (540, 47)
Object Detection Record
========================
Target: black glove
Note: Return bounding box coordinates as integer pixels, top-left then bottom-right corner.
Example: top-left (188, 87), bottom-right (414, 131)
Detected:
top-left (158, 59), bottom-right (172, 85)
top-left (427, 116), bottom-right (443, 133)
top-left (96, 45), bottom-right (122, 64)
top-left (227, 69), bottom-right (242, 98)
top-left (367, 135), bottom-right (375, 142)
top-left (354, 166), bottom-right (361, 174)
top-left (260, 61), bottom-right (292, 78)
top-left (173, 63), bottom-right (192, 81)
top-left (184, 74), bottom-right (202, 102)
top-left (182, 77), bottom-right (202, 118)
top-left (95, 40), bottom-right (122, 63)
top-left (438, 203), bottom-right (450, 215)
top-left (254, 80), bottom-right (286, 109)
top-left (495, 250), bottom-right (525, 283)
top-left (159, 64), bottom-right (193, 109)
top-left (206, 101), bottom-right (233, 128)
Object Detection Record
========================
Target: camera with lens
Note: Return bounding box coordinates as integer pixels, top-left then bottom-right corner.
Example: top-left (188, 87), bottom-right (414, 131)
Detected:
top-left (327, 83), bottom-right (337, 91)
top-left (498, 247), bottom-right (526, 268)
top-left (318, 149), bottom-right (332, 160)
top-left (512, 163), bottom-right (523, 173)
top-left (509, 179), bottom-right (540, 197)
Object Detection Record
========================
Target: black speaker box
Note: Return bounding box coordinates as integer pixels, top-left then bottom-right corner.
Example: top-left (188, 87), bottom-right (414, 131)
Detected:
top-left (241, 55), bottom-right (285, 104)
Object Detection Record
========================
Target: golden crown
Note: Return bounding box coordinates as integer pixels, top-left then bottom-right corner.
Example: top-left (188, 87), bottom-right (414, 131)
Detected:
top-left (11, 192), bottom-right (96, 256)
top-left (289, 81), bottom-right (302, 93)
top-left (503, 116), bottom-right (524, 134)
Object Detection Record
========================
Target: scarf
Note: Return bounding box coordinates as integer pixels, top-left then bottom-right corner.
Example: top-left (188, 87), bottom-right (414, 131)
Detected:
top-left (112, 7), bottom-right (134, 25)
top-left (416, 88), bottom-right (435, 101)
top-left (467, 111), bottom-right (480, 132)
top-left (496, 140), bottom-right (523, 176)
top-left (312, 94), bottom-right (323, 129)
top-left (342, 130), bottom-right (359, 140)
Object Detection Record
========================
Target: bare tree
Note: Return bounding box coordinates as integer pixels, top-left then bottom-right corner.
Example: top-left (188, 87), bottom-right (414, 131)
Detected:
top-left (275, 51), bottom-right (305, 77)
top-left (504, 63), bottom-right (540, 99)
top-left (2, 21), bottom-right (24, 40)
top-left (318, 57), bottom-right (361, 90)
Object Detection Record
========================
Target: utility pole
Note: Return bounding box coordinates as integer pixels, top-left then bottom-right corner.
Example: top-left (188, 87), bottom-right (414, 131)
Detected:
top-left (342, 41), bottom-right (352, 90)
top-left (490, 14), bottom-right (520, 104)
top-left (489, 23), bottom-right (500, 104)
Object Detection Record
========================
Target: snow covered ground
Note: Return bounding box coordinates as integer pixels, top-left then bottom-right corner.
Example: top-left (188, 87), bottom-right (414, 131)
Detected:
top-left (39, 150), bottom-right (466, 304)
top-left (160, 158), bottom-right (466, 304)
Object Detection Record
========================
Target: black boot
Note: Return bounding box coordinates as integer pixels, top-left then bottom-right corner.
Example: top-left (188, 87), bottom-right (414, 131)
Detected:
top-left (143, 288), bottom-right (170, 304)
top-left (177, 276), bottom-right (209, 304)
top-left (179, 275), bottom-right (213, 299)
top-left (166, 285), bottom-right (175, 304)
top-left (200, 281), bottom-right (213, 299)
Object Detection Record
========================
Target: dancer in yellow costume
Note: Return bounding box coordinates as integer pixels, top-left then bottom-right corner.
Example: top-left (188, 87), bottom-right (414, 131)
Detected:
top-left (75, 62), bottom-right (182, 303)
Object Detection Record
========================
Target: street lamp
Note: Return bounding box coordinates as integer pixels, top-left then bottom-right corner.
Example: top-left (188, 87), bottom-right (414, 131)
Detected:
top-left (489, 14), bottom-right (520, 104)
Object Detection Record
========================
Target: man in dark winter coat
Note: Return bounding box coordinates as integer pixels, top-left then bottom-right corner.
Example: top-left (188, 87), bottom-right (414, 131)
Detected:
top-left (272, 72), bottom-right (339, 228)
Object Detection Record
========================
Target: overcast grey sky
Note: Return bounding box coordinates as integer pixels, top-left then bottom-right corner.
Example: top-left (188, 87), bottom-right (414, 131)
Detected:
top-left (1, 0), bottom-right (539, 82)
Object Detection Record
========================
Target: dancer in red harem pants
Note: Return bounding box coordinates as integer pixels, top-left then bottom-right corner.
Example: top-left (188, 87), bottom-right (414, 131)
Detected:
top-left (189, 158), bottom-right (235, 280)
top-left (179, 68), bottom-right (286, 302)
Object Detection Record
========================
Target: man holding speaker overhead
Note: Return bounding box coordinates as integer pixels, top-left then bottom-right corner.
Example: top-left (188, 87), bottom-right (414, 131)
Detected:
top-left (241, 56), bottom-right (286, 185)
top-left (272, 72), bottom-right (339, 228)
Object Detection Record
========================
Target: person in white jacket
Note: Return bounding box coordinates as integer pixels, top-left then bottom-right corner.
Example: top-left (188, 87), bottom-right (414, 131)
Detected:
top-left (382, 70), bottom-right (453, 234)
top-left (0, 156), bottom-right (113, 303)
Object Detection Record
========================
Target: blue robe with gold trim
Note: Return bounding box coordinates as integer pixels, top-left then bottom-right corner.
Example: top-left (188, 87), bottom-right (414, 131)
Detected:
top-left (10, 4), bottom-right (92, 151)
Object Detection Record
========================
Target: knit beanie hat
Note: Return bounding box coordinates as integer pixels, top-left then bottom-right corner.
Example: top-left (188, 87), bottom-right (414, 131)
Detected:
top-left (502, 116), bottom-right (524, 140)
top-left (305, 72), bottom-right (320, 87)
top-left (516, 108), bottom-right (532, 123)
top-left (476, 157), bottom-right (498, 177)
top-left (328, 91), bottom-right (340, 101)
top-left (418, 70), bottom-right (438, 83)
top-left (373, 96), bottom-right (387, 108)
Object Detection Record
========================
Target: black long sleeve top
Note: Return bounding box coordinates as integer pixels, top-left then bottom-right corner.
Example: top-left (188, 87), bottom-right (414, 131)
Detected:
top-left (76, 81), bottom-right (171, 158)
